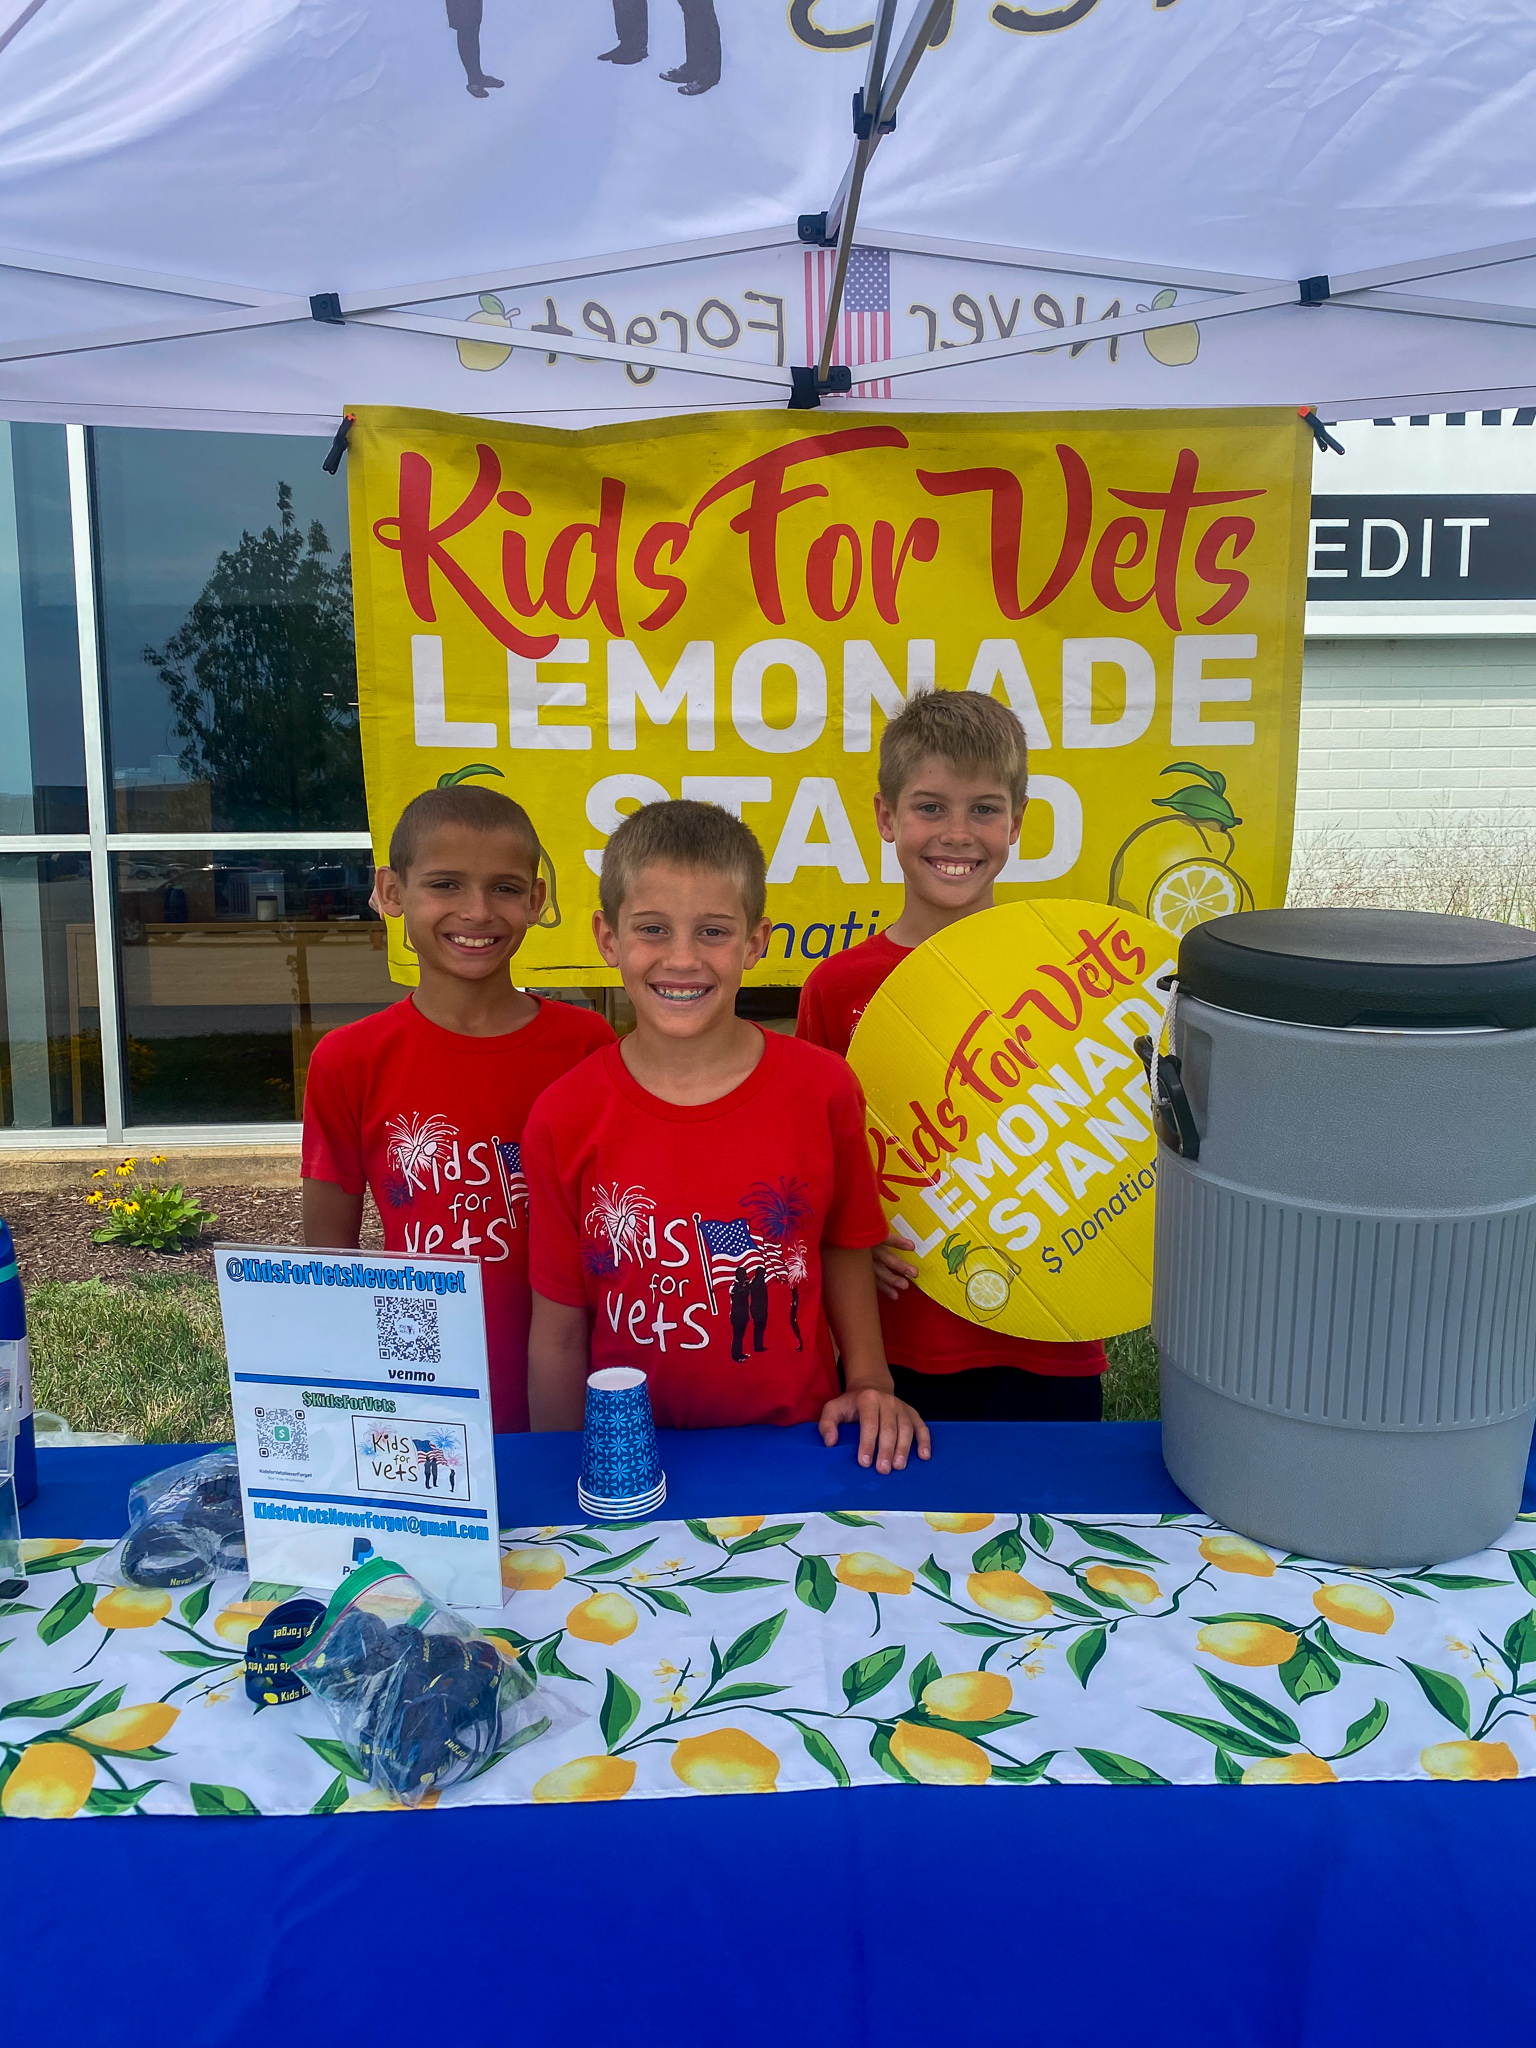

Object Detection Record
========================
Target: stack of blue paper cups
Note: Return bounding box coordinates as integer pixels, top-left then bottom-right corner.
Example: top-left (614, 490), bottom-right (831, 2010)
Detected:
top-left (578, 1367), bottom-right (666, 1522)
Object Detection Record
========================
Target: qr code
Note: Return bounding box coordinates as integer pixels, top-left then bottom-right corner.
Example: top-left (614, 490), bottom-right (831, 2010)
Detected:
top-left (374, 1293), bottom-right (441, 1365)
top-left (253, 1405), bottom-right (309, 1463)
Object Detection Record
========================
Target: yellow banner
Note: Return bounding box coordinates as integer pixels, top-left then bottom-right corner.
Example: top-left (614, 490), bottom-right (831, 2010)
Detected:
top-left (347, 404), bottom-right (1310, 985)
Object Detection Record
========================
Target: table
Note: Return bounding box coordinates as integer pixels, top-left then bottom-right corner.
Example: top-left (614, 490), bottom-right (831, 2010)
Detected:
top-left (14, 1423), bottom-right (1536, 2048)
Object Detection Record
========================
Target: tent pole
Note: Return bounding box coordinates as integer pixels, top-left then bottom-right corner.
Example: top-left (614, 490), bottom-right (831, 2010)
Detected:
top-left (816, 0), bottom-right (901, 384)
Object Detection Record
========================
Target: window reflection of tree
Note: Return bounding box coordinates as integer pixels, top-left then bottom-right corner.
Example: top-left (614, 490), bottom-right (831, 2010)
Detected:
top-left (144, 482), bottom-right (363, 831)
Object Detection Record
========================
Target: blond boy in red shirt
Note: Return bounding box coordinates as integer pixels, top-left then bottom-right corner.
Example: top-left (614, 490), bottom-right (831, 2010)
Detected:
top-left (524, 800), bottom-right (928, 1476)
top-left (798, 690), bottom-right (1108, 1421)
top-left (301, 784), bottom-right (613, 1432)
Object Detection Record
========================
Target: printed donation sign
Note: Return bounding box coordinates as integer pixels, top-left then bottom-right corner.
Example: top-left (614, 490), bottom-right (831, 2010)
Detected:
top-left (848, 902), bottom-right (1173, 1343)
top-left (346, 404), bottom-right (1310, 985)
top-left (218, 1243), bottom-right (501, 1608)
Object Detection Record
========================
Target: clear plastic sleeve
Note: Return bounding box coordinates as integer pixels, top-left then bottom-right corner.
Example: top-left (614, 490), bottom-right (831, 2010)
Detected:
top-left (285, 1558), bottom-right (548, 1804)
top-left (117, 1450), bottom-right (247, 1589)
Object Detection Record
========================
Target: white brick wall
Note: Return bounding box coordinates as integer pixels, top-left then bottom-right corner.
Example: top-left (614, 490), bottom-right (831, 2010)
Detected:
top-left (1296, 638), bottom-right (1536, 847)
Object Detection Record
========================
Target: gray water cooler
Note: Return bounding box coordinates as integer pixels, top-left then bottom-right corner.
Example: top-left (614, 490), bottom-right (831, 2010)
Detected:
top-left (1151, 907), bottom-right (1536, 1566)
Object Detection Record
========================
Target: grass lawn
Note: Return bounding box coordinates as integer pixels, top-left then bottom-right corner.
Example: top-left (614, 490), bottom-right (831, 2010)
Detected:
top-left (29, 1277), bottom-right (233, 1444)
top-left (26, 1275), bottom-right (1163, 1445)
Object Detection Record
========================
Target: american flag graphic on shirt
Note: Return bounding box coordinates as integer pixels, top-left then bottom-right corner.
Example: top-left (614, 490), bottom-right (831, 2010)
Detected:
top-left (492, 1138), bottom-right (527, 1215)
top-left (698, 1217), bottom-right (793, 1289)
top-left (803, 245), bottom-right (893, 398)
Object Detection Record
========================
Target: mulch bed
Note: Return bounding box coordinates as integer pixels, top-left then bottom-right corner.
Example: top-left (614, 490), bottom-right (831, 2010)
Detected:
top-left (3, 1186), bottom-right (384, 1287)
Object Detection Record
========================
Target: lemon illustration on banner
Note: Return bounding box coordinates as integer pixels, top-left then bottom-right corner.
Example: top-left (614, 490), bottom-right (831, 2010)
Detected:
top-left (849, 900), bottom-right (1175, 1343)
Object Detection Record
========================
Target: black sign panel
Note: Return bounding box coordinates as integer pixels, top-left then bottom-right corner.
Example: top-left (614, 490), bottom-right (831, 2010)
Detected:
top-left (1306, 495), bottom-right (1536, 601)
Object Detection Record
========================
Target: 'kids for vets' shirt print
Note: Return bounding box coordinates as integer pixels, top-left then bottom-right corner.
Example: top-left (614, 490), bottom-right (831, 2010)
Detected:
top-left (301, 995), bottom-right (613, 1432)
top-left (523, 1030), bottom-right (890, 1430)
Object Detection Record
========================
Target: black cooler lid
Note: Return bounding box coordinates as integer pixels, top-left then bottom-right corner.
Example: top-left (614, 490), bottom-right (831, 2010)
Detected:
top-left (1177, 907), bottom-right (1536, 1029)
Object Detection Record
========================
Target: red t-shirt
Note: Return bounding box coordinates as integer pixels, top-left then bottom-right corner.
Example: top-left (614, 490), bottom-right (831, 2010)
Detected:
top-left (799, 932), bottom-right (1107, 1380)
top-left (523, 1028), bottom-right (889, 1430)
top-left (301, 994), bottom-right (614, 1432)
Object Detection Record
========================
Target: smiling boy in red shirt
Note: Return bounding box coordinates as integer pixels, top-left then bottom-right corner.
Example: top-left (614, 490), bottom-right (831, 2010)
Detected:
top-left (524, 799), bottom-right (928, 1476)
top-left (301, 784), bottom-right (613, 1432)
top-left (798, 690), bottom-right (1108, 1421)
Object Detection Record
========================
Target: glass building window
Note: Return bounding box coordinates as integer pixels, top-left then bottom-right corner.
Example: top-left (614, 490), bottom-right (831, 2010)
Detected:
top-left (92, 429), bottom-right (365, 834)
top-left (114, 851), bottom-right (398, 1124)
top-left (0, 424), bottom-right (87, 836)
top-left (0, 854), bottom-right (102, 1129)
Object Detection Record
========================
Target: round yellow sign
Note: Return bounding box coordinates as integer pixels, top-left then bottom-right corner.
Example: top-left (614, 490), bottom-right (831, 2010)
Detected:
top-left (848, 900), bottom-right (1176, 1343)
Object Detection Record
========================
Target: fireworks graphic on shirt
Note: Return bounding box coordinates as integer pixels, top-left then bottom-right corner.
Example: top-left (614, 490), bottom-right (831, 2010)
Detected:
top-left (584, 1183), bottom-right (656, 1267)
top-left (492, 1137), bottom-right (527, 1215)
top-left (385, 1112), bottom-right (458, 1192)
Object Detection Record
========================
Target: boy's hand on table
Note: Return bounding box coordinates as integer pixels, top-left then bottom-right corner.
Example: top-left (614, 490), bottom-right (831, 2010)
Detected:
top-left (872, 1231), bottom-right (919, 1301)
top-left (819, 1385), bottom-right (931, 1474)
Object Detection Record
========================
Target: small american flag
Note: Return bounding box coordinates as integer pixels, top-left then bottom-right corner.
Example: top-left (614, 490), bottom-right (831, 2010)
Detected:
top-left (492, 1137), bottom-right (527, 1213)
top-left (698, 1216), bottom-right (767, 1285)
top-left (804, 244), bottom-right (892, 398)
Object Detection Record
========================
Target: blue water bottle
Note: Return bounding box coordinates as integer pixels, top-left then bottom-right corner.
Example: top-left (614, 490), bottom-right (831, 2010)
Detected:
top-left (0, 1219), bottom-right (36, 1507)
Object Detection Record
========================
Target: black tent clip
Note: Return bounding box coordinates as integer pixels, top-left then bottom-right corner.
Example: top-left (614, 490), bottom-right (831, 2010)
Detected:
top-left (321, 413), bottom-right (355, 475)
top-left (788, 365), bottom-right (853, 411)
top-left (1298, 406), bottom-right (1345, 456)
top-left (1133, 1035), bottom-right (1201, 1160)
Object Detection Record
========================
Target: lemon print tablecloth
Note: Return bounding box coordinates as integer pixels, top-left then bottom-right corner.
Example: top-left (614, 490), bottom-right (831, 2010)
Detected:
top-left (5, 1508), bottom-right (1535, 1816)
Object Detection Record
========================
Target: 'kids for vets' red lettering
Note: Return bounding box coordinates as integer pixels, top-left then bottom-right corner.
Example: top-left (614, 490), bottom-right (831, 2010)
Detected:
top-left (687, 426), bottom-right (909, 625)
top-left (375, 445), bottom-right (560, 657)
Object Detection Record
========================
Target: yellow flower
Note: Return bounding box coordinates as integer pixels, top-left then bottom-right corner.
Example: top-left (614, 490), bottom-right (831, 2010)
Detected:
top-left (1421, 1740), bottom-right (1519, 1782)
top-left (93, 1588), bottom-right (172, 1631)
top-left (1, 1742), bottom-right (96, 1819)
top-left (662, 1558), bottom-right (684, 1572)
top-left (115, 1165), bottom-right (131, 1177)
top-left (890, 1722), bottom-right (991, 1787)
top-left (1312, 1584), bottom-right (1394, 1635)
top-left (71, 1703), bottom-right (179, 1752)
top-left (835, 1552), bottom-right (914, 1595)
top-left (670, 1728), bottom-right (779, 1793)
top-left (1241, 1753), bottom-right (1339, 1785)
top-left (125, 1203), bottom-right (140, 1214)
top-left (500, 1547), bottom-right (566, 1592)
top-left (923, 1513), bottom-right (994, 1534)
top-left (150, 1154), bottom-right (165, 1164)
top-left (122, 1157), bottom-right (136, 1169)
top-left (91, 1167), bottom-right (107, 1179)
top-left (533, 1755), bottom-right (636, 1803)
top-left (1084, 1564), bottom-right (1161, 1606)
top-left (655, 1687), bottom-right (689, 1709)
top-left (86, 1192), bottom-right (103, 1206)
top-left (212, 1599), bottom-right (282, 1646)
top-left (967, 1569), bottom-right (1053, 1624)
top-left (1196, 1621), bottom-right (1299, 1667)
top-left (629, 1570), bottom-right (653, 1584)
top-left (654, 1659), bottom-right (679, 1678)
top-left (1021, 1660), bottom-right (1044, 1680)
top-left (20, 1538), bottom-right (80, 1563)
top-left (703, 1517), bottom-right (764, 1540)
top-left (1199, 1533), bottom-right (1277, 1577)
top-left (566, 1592), bottom-right (638, 1644)
top-left (921, 1670), bottom-right (1014, 1723)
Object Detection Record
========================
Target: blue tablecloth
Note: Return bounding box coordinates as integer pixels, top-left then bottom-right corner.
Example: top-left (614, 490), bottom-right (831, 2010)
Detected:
top-left (14, 1422), bottom-right (1536, 2048)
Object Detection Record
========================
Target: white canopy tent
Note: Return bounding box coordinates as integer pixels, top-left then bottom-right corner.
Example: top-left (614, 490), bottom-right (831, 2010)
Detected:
top-left (2, 0), bottom-right (1535, 434)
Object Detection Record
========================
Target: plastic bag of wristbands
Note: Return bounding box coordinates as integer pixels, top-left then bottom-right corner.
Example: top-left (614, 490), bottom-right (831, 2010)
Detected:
top-left (284, 1559), bottom-right (549, 1803)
